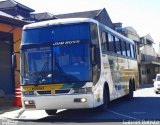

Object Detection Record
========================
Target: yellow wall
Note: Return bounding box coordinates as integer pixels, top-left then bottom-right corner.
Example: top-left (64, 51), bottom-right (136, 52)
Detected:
top-left (0, 23), bottom-right (22, 87)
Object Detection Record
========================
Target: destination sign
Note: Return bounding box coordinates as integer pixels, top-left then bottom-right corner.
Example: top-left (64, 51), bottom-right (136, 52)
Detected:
top-left (25, 47), bottom-right (51, 52)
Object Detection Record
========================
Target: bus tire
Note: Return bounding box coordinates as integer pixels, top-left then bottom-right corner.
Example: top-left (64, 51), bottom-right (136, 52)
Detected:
top-left (132, 79), bottom-right (136, 91)
top-left (45, 110), bottom-right (57, 115)
top-left (155, 90), bottom-right (159, 94)
top-left (126, 80), bottom-right (134, 100)
top-left (98, 84), bottom-right (110, 111)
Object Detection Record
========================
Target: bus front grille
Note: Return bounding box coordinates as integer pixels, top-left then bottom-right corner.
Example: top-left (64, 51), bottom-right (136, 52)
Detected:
top-left (37, 89), bottom-right (70, 95)
top-left (37, 91), bottom-right (51, 95)
top-left (55, 89), bottom-right (70, 94)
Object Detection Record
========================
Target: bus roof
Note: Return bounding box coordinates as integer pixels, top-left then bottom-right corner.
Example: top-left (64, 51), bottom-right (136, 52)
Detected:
top-left (23, 18), bottom-right (98, 30)
top-left (23, 18), bottom-right (134, 44)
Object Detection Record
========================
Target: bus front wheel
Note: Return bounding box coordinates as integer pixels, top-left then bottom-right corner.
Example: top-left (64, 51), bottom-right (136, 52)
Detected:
top-left (45, 110), bottom-right (57, 115)
top-left (98, 86), bottom-right (110, 111)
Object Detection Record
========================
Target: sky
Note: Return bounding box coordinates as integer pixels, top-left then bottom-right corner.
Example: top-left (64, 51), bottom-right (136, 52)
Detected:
top-left (10, 0), bottom-right (160, 51)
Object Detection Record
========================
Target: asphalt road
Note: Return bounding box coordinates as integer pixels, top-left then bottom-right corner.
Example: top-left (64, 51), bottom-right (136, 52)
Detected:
top-left (1, 84), bottom-right (160, 125)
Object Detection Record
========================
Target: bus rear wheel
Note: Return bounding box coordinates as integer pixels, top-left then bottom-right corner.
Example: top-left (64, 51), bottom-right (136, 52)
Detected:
top-left (45, 110), bottom-right (57, 115)
top-left (126, 80), bottom-right (134, 100)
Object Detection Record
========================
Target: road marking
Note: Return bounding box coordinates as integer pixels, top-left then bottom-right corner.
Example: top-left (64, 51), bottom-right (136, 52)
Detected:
top-left (132, 112), bottom-right (146, 115)
top-left (107, 109), bottom-right (137, 120)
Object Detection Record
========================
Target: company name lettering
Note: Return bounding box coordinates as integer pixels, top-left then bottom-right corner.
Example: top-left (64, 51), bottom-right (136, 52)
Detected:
top-left (53, 40), bottom-right (80, 46)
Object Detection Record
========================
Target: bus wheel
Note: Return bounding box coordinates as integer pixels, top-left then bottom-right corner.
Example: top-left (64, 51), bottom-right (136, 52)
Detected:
top-left (98, 86), bottom-right (109, 111)
top-left (132, 79), bottom-right (136, 91)
top-left (45, 110), bottom-right (57, 115)
top-left (155, 90), bottom-right (159, 94)
top-left (126, 80), bottom-right (134, 100)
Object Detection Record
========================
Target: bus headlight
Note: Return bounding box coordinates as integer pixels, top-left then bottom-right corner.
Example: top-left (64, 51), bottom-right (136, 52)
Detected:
top-left (74, 98), bottom-right (87, 103)
top-left (24, 100), bottom-right (36, 108)
top-left (24, 100), bottom-right (29, 105)
top-left (81, 98), bottom-right (87, 102)
top-left (24, 100), bottom-right (35, 105)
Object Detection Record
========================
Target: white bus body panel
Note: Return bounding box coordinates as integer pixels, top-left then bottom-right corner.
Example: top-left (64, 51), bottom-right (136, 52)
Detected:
top-left (22, 94), bottom-right (94, 110)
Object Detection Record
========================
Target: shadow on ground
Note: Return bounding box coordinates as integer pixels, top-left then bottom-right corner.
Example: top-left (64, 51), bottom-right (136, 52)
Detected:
top-left (21, 96), bottom-right (160, 123)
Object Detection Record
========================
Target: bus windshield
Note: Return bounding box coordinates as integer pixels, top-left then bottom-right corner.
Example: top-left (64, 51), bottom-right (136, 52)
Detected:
top-left (22, 44), bottom-right (91, 85)
top-left (21, 22), bottom-right (94, 85)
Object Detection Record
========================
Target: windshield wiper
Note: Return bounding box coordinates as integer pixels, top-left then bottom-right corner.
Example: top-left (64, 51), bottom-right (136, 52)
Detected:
top-left (35, 61), bottom-right (49, 84)
top-left (54, 61), bottom-right (79, 82)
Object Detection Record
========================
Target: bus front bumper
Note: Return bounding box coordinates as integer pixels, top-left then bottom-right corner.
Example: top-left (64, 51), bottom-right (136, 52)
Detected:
top-left (22, 94), bottom-right (94, 110)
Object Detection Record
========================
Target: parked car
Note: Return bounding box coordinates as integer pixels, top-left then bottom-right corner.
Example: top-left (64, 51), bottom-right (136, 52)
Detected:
top-left (153, 74), bottom-right (160, 94)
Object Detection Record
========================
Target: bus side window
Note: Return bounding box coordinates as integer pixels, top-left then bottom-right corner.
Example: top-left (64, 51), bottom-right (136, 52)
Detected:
top-left (101, 32), bottom-right (108, 52)
top-left (133, 45), bottom-right (137, 58)
top-left (115, 37), bottom-right (122, 55)
top-left (90, 23), bottom-right (101, 84)
top-left (91, 45), bottom-right (101, 84)
top-left (121, 40), bottom-right (127, 56)
top-left (90, 23), bottom-right (99, 45)
top-left (108, 34), bottom-right (115, 52)
top-left (126, 43), bottom-right (131, 57)
top-left (91, 45), bottom-right (100, 65)
top-left (130, 44), bottom-right (135, 58)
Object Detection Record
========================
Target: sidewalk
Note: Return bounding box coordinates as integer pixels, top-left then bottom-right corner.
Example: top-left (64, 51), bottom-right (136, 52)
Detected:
top-left (138, 83), bottom-right (154, 89)
top-left (0, 106), bottom-right (20, 114)
top-left (0, 96), bottom-right (21, 114)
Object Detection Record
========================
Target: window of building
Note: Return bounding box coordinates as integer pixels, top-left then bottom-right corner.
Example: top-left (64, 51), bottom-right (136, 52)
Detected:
top-left (147, 69), bottom-right (150, 74)
top-left (142, 70), bottom-right (145, 75)
top-left (146, 39), bottom-right (152, 45)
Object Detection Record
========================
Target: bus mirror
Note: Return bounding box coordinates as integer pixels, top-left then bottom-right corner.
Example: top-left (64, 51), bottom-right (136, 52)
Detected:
top-left (12, 53), bottom-right (17, 69)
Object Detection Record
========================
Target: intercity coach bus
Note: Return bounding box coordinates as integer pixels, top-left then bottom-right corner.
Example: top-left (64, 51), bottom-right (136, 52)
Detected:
top-left (20, 18), bottom-right (139, 115)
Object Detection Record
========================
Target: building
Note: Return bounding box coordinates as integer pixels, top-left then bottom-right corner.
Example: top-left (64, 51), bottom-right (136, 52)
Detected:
top-left (0, 0), bottom-right (34, 20)
top-left (139, 34), bottom-right (160, 84)
top-left (30, 12), bottom-right (57, 22)
top-left (0, 0), bottom-right (34, 96)
top-left (56, 8), bottom-right (114, 29)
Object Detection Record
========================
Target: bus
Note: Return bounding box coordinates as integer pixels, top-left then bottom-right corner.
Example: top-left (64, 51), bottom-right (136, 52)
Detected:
top-left (20, 18), bottom-right (139, 115)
